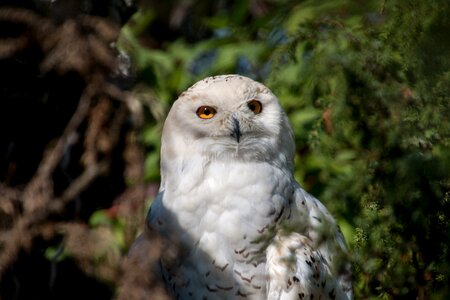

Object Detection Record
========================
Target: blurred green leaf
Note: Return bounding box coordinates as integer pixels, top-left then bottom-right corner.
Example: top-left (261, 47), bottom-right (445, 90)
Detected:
top-left (89, 210), bottom-right (114, 227)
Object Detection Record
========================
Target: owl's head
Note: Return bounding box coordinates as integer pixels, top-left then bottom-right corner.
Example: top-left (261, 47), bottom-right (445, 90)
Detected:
top-left (161, 75), bottom-right (295, 170)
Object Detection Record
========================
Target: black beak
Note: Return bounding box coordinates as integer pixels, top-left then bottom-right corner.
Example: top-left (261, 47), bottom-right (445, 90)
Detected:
top-left (231, 116), bottom-right (241, 143)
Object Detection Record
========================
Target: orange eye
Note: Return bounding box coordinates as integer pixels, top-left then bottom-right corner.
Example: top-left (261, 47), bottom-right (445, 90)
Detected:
top-left (196, 106), bottom-right (216, 119)
top-left (247, 100), bottom-right (262, 114)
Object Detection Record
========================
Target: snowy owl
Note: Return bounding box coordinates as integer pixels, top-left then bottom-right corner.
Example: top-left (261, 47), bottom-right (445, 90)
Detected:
top-left (144, 75), bottom-right (352, 299)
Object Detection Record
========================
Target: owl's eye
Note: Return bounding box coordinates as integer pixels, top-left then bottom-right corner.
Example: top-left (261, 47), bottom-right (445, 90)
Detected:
top-left (196, 106), bottom-right (216, 119)
top-left (247, 100), bottom-right (262, 114)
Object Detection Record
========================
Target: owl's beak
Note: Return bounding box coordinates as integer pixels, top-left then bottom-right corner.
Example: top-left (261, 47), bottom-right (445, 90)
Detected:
top-left (230, 115), bottom-right (241, 143)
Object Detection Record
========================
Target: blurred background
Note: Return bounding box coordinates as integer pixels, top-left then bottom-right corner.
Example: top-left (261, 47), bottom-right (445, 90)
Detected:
top-left (0, 0), bottom-right (449, 299)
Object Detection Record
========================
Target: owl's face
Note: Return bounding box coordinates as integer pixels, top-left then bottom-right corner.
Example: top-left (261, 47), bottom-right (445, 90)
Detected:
top-left (162, 75), bottom-right (294, 166)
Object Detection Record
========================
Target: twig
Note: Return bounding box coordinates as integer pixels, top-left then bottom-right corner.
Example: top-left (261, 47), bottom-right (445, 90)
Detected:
top-left (49, 160), bottom-right (110, 213)
top-left (0, 80), bottom-right (106, 276)
top-left (34, 85), bottom-right (94, 178)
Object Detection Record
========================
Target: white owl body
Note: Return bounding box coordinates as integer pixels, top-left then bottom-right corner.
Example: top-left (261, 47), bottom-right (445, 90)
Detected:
top-left (145, 75), bottom-right (352, 299)
top-left (150, 158), bottom-right (294, 299)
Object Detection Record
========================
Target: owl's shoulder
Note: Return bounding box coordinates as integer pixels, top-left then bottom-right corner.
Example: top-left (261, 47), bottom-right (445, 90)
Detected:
top-left (274, 185), bottom-right (353, 299)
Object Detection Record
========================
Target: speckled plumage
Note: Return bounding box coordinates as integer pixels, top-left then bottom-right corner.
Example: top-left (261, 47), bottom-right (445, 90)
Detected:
top-left (144, 75), bottom-right (352, 299)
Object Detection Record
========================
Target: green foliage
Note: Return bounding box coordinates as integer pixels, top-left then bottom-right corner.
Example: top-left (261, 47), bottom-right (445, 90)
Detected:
top-left (120, 0), bottom-right (450, 298)
top-left (89, 209), bottom-right (127, 251)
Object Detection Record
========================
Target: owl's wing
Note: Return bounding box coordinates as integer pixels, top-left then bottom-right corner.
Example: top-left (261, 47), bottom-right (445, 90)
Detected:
top-left (266, 186), bottom-right (352, 300)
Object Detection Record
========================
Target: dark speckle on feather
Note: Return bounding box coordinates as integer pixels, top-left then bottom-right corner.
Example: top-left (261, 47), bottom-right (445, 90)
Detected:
top-left (312, 216), bottom-right (322, 223)
top-left (329, 288), bottom-right (336, 300)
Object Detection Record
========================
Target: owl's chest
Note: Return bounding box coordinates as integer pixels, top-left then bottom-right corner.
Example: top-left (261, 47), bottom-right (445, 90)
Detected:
top-left (166, 161), bottom-right (292, 238)
top-left (158, 161), bottom-right (294, 299)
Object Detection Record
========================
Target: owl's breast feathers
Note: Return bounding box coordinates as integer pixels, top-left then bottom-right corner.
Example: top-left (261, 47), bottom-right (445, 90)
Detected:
top-left (147, 160), bottom-right (351, 299)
